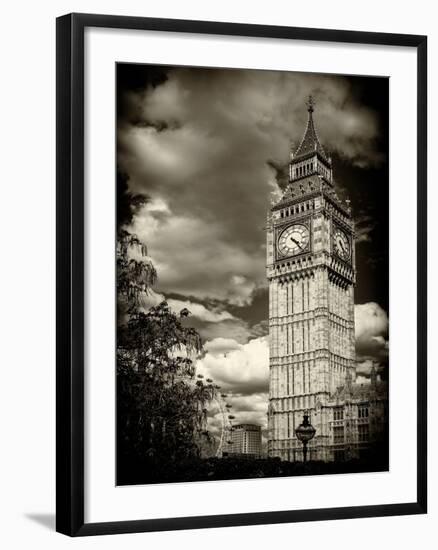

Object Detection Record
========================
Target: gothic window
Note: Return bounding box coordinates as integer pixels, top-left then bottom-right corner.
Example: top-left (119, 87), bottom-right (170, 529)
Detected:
top-left (358, 424), bottom-right (369, 442)
top-left (333, 407), bottom-right (343, 421)
top-left (333, 426), bottom-right (344, 444)
top-left (358, 404), bottom-right (369, 418)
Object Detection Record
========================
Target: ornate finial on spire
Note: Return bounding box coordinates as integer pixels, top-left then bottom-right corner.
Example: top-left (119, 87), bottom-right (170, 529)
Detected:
top-left (307, 95), bottom-right (314, 113)
top-left (292, 94), bottom-right (328, 161)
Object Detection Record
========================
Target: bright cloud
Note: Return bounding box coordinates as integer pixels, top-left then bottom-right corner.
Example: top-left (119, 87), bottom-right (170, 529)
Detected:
top-left (204, 338), bottom-right (243, 355)
top-left (354, 302), bottom-right (389, 362)
top-left (196, 336), bottom-right (269, 395)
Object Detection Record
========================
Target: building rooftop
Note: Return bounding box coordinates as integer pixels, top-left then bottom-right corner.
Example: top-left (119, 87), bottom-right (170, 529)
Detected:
top-left (233, 423), bottom-right (262, 431)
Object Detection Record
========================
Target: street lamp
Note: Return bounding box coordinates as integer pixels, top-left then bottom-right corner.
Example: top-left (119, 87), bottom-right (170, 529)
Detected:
top-left (295, 410), bottom-right (316, 463)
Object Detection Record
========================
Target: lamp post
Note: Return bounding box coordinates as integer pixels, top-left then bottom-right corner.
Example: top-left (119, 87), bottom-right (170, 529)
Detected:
top-left (295, 411), bottom-right (316, 463)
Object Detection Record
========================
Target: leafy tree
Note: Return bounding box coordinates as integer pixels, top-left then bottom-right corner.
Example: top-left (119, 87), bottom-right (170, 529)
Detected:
top-left (116, 176), bottom-right (216, 480)
top-left (117, 229), bottom-right (157, 313)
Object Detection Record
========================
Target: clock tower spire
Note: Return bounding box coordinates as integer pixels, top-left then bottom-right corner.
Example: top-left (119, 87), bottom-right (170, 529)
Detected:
top-left (289, 95), bottom-right (333, 186)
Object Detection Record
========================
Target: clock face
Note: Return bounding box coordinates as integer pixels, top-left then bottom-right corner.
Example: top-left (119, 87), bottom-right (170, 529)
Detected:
top-left (333, 229), bottom-right (351, 260)
top-left (277, 224), bottom-right (310, 257)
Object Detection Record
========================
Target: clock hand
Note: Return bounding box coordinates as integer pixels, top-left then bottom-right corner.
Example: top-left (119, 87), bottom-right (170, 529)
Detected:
top-left (291, 237), bottom-right (302, 249)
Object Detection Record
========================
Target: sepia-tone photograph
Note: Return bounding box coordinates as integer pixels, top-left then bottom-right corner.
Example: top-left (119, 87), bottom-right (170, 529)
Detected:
top-left (116, 64), bottom-right (389, 486)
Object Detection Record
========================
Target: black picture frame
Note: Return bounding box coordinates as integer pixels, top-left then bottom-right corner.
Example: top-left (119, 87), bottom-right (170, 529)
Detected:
top-left (56, 12), bottom-right (427, 537)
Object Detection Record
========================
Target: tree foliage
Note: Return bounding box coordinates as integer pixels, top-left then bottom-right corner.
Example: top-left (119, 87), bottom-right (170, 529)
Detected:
top-left (116, 199), bottom-right (216, 479)
top-left (117, 229), bottom-right (157, 311)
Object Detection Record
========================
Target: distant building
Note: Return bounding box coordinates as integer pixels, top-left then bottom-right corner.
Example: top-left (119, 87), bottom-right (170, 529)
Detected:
top-left (223, 424), bottom-right (262, 458)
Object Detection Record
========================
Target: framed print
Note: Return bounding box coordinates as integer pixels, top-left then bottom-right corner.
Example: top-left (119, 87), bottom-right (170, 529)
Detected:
top-left (56, 13), bottom-right (427, 536)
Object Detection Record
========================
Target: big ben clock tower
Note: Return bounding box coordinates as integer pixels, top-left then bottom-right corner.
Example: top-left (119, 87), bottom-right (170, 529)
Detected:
top-left (266, 97), bottom-right (356, 462)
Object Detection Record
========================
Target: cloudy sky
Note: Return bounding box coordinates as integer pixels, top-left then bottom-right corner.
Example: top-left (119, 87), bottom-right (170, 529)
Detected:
top-left (117, 64), bottom-right (389, 440)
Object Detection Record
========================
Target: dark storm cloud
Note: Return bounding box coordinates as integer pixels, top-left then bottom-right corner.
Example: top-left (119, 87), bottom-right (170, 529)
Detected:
top-left (355, 213), bottom-right (376, 244)
top-left (118, 67), bottom-right (387, 306)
